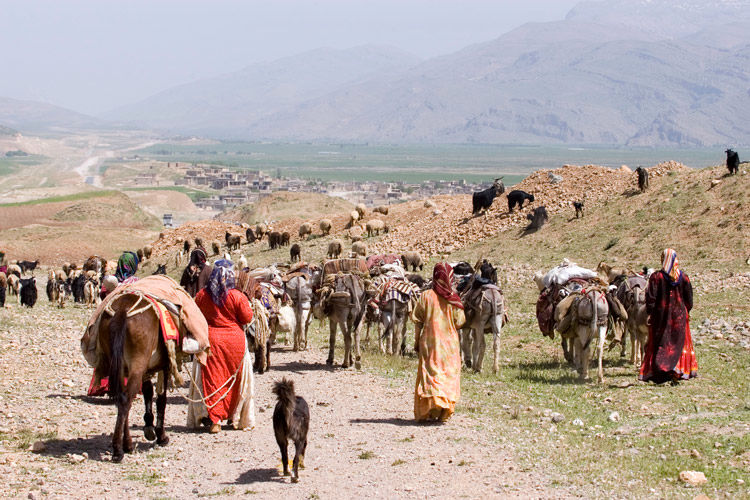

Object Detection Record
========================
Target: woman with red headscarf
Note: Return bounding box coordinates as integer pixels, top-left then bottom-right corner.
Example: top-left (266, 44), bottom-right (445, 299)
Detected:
top-left (639, 249), bottom-right (698, 384)
top-left (411, 262), bottom-right (466, 422)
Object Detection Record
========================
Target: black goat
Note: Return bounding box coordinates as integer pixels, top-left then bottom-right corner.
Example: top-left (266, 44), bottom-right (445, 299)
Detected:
top-left (573, 201), bottom-right (584, 219)
top-left (268, 231), bottom-right (282, 250)
top-left (507, 190), bottom-right (534, 212)
top-left (635, 167), bottom-right (649, 192)
top-left (472, 178), bottom-right (505, 215)
top-left (726, 149), bottom-right (740, 175)
top-left (20, 277), bottom-right (37, 307)
top-left (71, 274), bottom-right (86, 303)
top-left (290, 243), bottom-right (301, 262)
top-left (18, 260), bottom-right (40, 274)
top-left (273, 378), bottom-right (309, 483)
top-left (526, 206), bottom-right (549, 231)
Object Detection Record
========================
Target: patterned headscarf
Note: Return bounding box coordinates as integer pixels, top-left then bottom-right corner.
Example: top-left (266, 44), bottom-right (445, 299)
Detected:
top-left (432, 262), bottom-right (464, 309)
top-left (207, 259), bottom-right (235, 306)
top-left (115, 251), bottom-right (139, 282)
top-left (661, 248), bottom-right (681, 284)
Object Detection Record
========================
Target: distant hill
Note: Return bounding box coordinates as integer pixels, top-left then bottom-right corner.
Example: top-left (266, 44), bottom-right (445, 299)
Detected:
top-left (219, 192), bottom-right (355, 225)
top-left (104, 0), bottom-right (750, 147)
top-left (0, 125), bottom-right (19, 136)
top-left (104, 45), bottom-right (422, 138)
top-left (0, 96), bottom-right (103, 132)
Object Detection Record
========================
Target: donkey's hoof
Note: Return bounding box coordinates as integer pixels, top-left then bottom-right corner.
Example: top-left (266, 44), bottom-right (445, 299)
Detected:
top-left (291, 476), bottom-right (299, 483)
top-left (157, 436), bottom-right (170, 447)
top-left (112, 451), bottom-right (124, 463)
top-left (325, 358), bottom-right (333, 366)
top-left (355, 361), bottom-right (362, 370)
top-left (341, 362), bottom-right (350, 369)
top-left (144, 426), bottom-right (157, 442)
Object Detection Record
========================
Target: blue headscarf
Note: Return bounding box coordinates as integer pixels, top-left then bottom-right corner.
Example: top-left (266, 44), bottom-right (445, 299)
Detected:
top-left (207, 259), bottom-right (235, 306)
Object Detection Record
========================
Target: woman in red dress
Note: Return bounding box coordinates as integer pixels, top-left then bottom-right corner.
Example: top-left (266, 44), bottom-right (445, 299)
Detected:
top-left (195, 260), bottom-right (253, 432)
top-left (639, 249), bottom-right (698, 384)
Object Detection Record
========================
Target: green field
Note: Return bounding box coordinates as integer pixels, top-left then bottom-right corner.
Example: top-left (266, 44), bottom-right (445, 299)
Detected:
top-left (136, 142), bottom-right (722, 183)
top-left (0, 154), bottom-right (46, 176)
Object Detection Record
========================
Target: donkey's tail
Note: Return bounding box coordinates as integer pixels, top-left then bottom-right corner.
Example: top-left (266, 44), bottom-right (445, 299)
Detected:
top-left (107, 306), bottom-right (128, 405)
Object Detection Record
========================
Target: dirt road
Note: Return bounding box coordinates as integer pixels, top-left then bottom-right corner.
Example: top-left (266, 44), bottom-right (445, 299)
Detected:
top-left (0, 303), bottom-right (560, 499)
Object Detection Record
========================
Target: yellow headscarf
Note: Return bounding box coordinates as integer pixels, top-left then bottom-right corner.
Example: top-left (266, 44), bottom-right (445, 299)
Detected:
top-left (661, 248), bottom-right (680, 283)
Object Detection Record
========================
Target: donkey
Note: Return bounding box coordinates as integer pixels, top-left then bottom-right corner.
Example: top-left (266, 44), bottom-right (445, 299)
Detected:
top-left (461, 286), bottom-right (505, 374)
top-left (573, 289), bottom-right (609, 383)
top-left (617, 277), bottom-right (649, 366)
top-left (314, 274), bottom-right (366, 368)
top-left (93, 294), bottom-right (187, 462)
top-left (286, 272), bottom-right (318, 351)
top-left (380, 295), bottom-right (411, 356)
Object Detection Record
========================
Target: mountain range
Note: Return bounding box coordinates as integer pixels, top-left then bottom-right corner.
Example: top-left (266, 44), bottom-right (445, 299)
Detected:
top-left (3, 0), bottom-right (749, 146)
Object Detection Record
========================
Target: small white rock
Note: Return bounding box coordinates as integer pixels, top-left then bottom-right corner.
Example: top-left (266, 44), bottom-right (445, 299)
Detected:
top-left (608, 411), bottom-right (620, 423)
top-left (679, 470), bottom-right (707, 486)
top-left (572, 418), bottom-right (584, 427)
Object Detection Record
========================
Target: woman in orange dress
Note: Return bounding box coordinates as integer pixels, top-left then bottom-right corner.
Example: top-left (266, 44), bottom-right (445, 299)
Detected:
top-left (639, 249), bottom-right (698, 384)
top-left (194, 260), bottom-right (254, 432)
top-left (411, 263), bottom-right (466, 422)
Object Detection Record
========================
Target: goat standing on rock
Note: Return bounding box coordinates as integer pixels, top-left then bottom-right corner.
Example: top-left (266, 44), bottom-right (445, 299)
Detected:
top-left (472, 178), bottom-right (504, 215)
top-left (507, 190), bottom-right (534, 212)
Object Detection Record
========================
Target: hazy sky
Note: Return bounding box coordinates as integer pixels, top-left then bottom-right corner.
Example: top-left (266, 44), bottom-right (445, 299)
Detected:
top-left (0, 0), bottom-right (580, 115)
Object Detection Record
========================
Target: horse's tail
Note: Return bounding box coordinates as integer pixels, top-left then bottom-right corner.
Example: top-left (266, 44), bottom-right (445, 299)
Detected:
top-left (107, 307), bottom-right (128, 405)
top-left (490, 289), bottom-right (498, 333)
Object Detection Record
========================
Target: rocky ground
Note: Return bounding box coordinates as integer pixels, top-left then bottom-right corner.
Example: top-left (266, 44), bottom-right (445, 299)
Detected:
top-left (0, 301), bottom-right (563, 499)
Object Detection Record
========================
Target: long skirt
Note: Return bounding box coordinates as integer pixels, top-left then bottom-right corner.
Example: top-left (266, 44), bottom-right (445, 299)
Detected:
top-left (187, 345), bottom-right (255, 430)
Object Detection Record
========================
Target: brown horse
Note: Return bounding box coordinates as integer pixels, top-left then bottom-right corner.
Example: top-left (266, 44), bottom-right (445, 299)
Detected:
top-left (95, 294), bottom-right (185, 462)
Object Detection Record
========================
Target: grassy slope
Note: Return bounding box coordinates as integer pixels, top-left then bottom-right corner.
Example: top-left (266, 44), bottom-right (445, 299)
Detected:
top-left (0, 191), bottom-right (161, 263)
top-left (223, 165), bottom-right (749, 498)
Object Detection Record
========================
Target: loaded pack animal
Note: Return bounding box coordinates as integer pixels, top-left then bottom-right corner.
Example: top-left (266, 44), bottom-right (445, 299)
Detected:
top-left (507, 190), bottom-right (534, 212)
top-left (273, 378), bottom-right (309, 483)
top-left (290, 244), bottom-right (301, 262)
top-left (526, 206), bottom-right (549, 231)
top-left (555, 287), bottom-right (610, 383)
top-left (285, 269), bottom-right (319, 352)
top-left (573, 201), bottom-right (584, 219)
top-left (82, 279), bottom-right (202, 462)
top-left (18, 260), bottom-right (40, 275)
top-left (225, 232), bottom-right (242, 252)
top-left (401, 251), bottom-right (423, 272)
top-left (459, 261), bottom-right (506, 374)
top-left (472, 178), bottom-right (505, 215)
top-left (378, 278), bottom-right (420, 356)
top-left (635, 166), bottom-right (649, 192)
top-left (313, 266), bottom-right (368, 368)
top-left (19, 277), bottom-right (37, 307)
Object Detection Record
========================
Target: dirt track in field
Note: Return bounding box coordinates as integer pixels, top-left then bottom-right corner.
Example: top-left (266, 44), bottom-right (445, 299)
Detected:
top-left (0, 301), bottom-right (565, 499)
